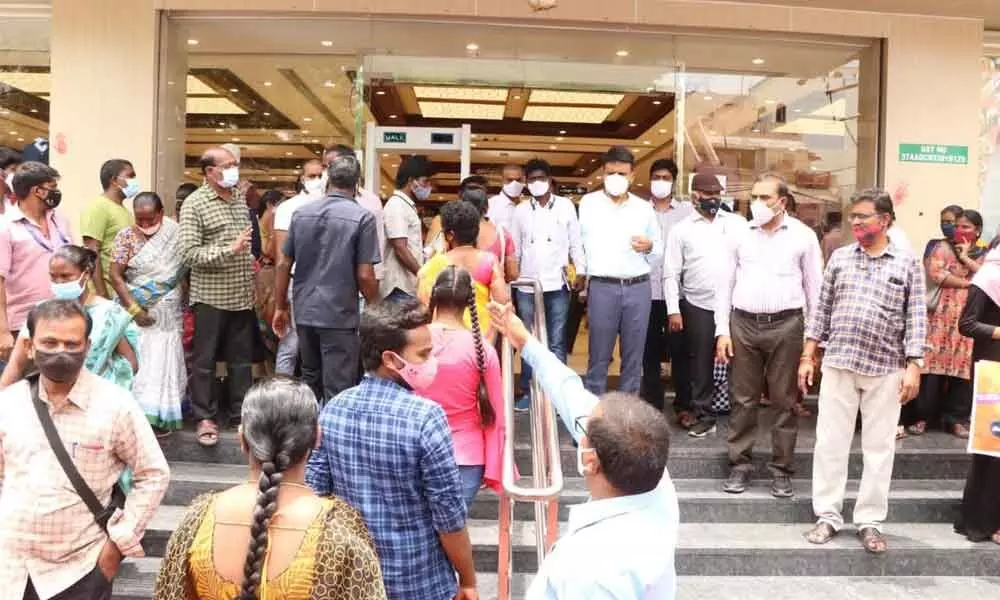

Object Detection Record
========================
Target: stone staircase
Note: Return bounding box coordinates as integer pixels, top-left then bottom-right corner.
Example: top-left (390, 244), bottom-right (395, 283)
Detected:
top-left (113, 412), bottom-right (1000, 599)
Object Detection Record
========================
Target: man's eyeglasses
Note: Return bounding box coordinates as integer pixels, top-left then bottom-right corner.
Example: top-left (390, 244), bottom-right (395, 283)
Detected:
top-left (847, 212), bottom-right (878, 223)
top-left (574, 416), bottom-right (589, 437)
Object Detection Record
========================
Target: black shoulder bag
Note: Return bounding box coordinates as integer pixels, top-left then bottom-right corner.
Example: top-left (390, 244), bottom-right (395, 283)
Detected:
top-left (28, 374), bottom-right (126, 532)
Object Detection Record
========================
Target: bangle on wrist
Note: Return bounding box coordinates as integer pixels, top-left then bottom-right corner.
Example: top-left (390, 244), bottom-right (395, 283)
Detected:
top-left (126, 304), bottom-right (143, 317)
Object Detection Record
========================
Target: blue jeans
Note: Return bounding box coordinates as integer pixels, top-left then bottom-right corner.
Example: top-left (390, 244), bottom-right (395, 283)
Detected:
top-left (385, 287), bottom-right (415, 303)
top-left (458, 464), bottom-right (485, 510)
top-left (514, 287), bottom-right (571, 396)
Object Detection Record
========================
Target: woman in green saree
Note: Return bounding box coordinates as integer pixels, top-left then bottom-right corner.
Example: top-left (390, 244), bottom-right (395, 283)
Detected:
top-left (0, 245), bottom-right (139, 390)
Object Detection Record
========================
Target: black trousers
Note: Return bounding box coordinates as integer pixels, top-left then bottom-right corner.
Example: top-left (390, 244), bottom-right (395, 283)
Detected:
top-left (298, 325), bottom-right (360, 403)
top-left (902, 374), bottom-right (972, 428)
top-left (642, 300), bottom-right (692, 411)
top-left (24, 566), bottom-right (112, 600)
top-left (190, 304), bottom-right (255, 423)
top-left (681, 300), bottom-right (717, 421)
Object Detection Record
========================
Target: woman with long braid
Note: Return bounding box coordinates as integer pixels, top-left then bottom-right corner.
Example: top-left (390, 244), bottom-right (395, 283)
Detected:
top-left (412, 265), bottom-right (507, 508)
top-left (153, 378), bottom-right (386, 600)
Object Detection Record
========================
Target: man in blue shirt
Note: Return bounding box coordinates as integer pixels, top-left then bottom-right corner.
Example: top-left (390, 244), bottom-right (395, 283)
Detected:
top-left (489, 302), bottom-right (679, 600)
top-left (578, 146), bottom-right (663, 395)
top-left (306, 300), bottom-right (478, 600)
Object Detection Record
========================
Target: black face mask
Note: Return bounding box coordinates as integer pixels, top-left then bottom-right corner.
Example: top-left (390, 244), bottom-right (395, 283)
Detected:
top-left (34, 349), bottom-right (85, 383)
top-left (41, 188), bottom-right (62, 209)
top-left (697, 196), bottom-right (721, 215)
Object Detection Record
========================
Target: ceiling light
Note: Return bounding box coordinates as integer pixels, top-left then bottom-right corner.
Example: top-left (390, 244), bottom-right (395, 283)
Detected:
top-left (302, 130), bottom-right (310, 134)
top-left (321, 40), bottom-right (333, 47)
top-left (184, 171), bottom-right (191, 175)
top-left (470, 143), bottom-right (477, 147)
top-left (628, 123), bottom-right (637, 127)
top-left (303, 117), bottom-right (312, 122)
top-left (466, 43), bottom-right (479, 51)
top-left (559, 130), bottom-right (566, 135)
top-left (549, 145), bottom-right (557, 150)
top-left (30, 108), bottom-right (38, 113)
top-left (765, 99), bottom-right (777, 105)
top-left (231, 137), bottom-right (240, 142)
top-left (652, 100), bottom-right (662, 105)
top-left (794, 108), bottom-right (802, 113)
top-left (556, 137), bottom-right (564, 141)
top-left (382, 153), bottom-right (390, 158)
top-left (187, 39), bottom-right (199, 46)
top-left (643, 140), bottom-right (651, 145)
top-left (376, 90), bottom-right (386, 96)
top-left (513, 95), bottom-right (521, 100)
top-left (214, 128), bottom-right (223, 132)
top-left (167, 81), bottom-right (175, 86)
top-left (229, 88), bottom-right (238, 93)
top-left (590, 158), bottom-right (597, 163)
top-left (389, 114), bottom-right (398, 119)
top-left (391, 164), bottom-right (399, 168)
top-left (658, 128), bottom-right (667, 134)
top-left (16, 137), bottom-right (23, 142)
top-left (263, 112), bottom-right (271, 116)
top-left (285, 151), bottom-right (293, 156)
top-left (616, 50), bottom-right (630, 57)
top-left (263, 81), bottom-right (273, 87)
top-left (218, 121), bottom-right (225, 126)
top-left (311, 139), bottom-right (319, 143)
top-left (323, 80), bottom-right (335, 88)
top-left (703, 95), bottom-right (713, 101)
top-left (752, 58), bottom-right (765, 65)
top-left (271, 176), bottom-right (277, 181)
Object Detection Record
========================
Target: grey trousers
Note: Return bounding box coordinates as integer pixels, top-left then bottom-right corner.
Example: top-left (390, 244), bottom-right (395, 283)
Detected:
top-left (275, 285), bottom-right (298, 376)
top-left (585, 278), bottom-right (652, 395)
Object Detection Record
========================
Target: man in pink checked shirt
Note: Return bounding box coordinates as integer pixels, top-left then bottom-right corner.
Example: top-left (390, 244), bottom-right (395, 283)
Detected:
top-left (715, 173), bottom-right (824, 499)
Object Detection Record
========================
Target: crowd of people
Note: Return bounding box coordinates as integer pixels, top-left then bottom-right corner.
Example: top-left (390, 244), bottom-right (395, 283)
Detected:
top-left (0, 139), bottom-right (997, 600)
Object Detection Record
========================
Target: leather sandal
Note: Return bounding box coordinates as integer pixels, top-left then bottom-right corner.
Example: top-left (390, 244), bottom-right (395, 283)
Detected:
top-left (805, 522), bottom-right (838, 545)
top-left (197, 419), bottom-right (219, 447)
top-left (857, 527), bottom-right (888, 554)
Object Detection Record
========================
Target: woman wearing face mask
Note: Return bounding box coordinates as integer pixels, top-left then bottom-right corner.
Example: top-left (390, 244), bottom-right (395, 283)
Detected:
top-left (1, 245), bottom-right (139, 390)
top-left (417, 200), bottom-right (510, 342)
top-left (903, 208), bottom-right (986, 439)
top-left (411, 266), bottom-right (506, 508)
top-left (109, 192), bottom-right (187, 437)
top-left (153, 378), bottom-right (387, 600)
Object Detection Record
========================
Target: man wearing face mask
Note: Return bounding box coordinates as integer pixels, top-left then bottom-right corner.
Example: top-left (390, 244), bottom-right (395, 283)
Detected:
top-left (180, 146), bottom-right (255, 447)
top-left (487, 163), bottom-right (525, 232)
top-left (0, 147), bottom-right (23, 215)
top-left (578, 146), bottom-right (663, 395)
top-left (642, 159), bottom-right (693, 416)
top-left (0, 299), bottom-right (169, 600)
top-left (486, 301), bottom-right (678, 600)
top-left (663, 172), bottom-right (745, 436)
top-left (271, 159), bottom-right (326, 376)
top-left (0, 162), bottom-right (71, 373)
top-left (509, 158), bottom-right (584, 410)
top-left (715, 173), bottom-right (824, 498)
top-left (274, 153), bottom-right (380, 402)
top-left (798, 190), bottom-right (925, 554)
top-left (382, 155), bottom-right (432, 302)
top-left (306, 300), bottom-right (477, 600)
top-left (81, 159), bottom-right (138, 298)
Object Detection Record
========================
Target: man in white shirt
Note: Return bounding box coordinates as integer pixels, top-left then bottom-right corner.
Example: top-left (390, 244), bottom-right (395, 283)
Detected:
top-left (382, 155), bottom-right (431, 301)
top-left (272, 158), bottom-right (325, 375)
top-left (578, 146), bottom-right (663, 395)
top-left (488, 302), bottom-right (678, 600)
top-left (486, 163), bottom-right (524, 232)
top-left (715, 173), bottom-right (824, 498)
top-left (643, 158), bottom-right (693, 416)
top-left (510, 158), bottom-right (585, 411)
top-left (664, 172), bottom-right (747, 438)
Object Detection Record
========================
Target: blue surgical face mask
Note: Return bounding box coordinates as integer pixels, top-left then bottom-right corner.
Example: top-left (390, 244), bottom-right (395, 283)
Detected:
top-left (121, 178), bottom-right (141, 199)
top-left (51, 276), bottom-right (85, 301)
top-left (941, 222), bottom-right (956, 239)
top-left (413, 183), bottom-right (432, 201)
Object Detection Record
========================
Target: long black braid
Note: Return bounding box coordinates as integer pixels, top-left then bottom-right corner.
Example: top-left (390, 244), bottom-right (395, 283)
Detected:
top-left (238, 378), bottom-right (319, 600)
top-left (430, 265), bottom-right (495, 427)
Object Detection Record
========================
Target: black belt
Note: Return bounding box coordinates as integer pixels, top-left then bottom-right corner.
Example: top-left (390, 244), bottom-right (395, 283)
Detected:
top-left (590, 274), bottom-right (650, 286)
top-left (734, 307), bottom-right (801, 324)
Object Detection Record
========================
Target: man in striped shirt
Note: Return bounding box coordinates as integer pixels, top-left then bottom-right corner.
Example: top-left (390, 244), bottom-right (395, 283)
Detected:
top-left (715, 173), bottom-right (824, 498)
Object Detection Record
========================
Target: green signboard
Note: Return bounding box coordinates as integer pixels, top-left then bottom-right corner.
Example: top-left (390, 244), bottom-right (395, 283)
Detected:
top-left (898, 143), bottom-right (968, 165)
top-left (382, 131), bottom-right (407, 144)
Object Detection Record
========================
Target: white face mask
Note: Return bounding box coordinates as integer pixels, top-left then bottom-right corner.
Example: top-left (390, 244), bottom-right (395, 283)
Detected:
top-left (650, 180), bottom-right (673, 200)
top-left (603, 173), bottom-right (630, 198)
top-left (527, 180), bottom-right (550, 198)
top-left (502, 180), bottom-right (524, 198)
top-left (4, 171), bottom-right (15, 194)
top-left (304, 177), bottom-right (325, 196)
top-left (750, 200), bottom-right (779, 227)
top-left (219, 166), bottom-right (240, 189)
top-left (577, 445), bottom-right (596, 477)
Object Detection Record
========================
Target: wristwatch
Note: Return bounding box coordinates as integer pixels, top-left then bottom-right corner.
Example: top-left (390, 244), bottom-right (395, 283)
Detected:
top-left (906, 357), bottom-right (925, 369)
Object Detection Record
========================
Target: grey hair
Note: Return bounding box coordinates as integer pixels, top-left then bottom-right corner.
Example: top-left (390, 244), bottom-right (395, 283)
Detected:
top-left (586, 392), bottom-right (671, 495)
top-left (237, 378), bottom-right (319, 599)
top-left (327, 153), bottom-right (361, 191)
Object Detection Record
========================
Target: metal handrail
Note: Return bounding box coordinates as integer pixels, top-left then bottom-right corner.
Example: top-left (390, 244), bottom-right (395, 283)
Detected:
top-left (497, 278), bottom-right (565, 600)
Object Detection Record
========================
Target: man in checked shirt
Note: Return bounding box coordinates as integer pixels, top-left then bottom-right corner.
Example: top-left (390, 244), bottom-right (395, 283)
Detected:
top-left (798, 189), bottom-right (925, 554)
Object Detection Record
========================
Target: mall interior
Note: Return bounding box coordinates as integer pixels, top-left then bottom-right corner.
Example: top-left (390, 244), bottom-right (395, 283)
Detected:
top-left (1, 0), bottom-right (998, 248)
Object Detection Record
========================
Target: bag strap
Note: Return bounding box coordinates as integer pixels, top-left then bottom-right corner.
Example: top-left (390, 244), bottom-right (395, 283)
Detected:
top-left (28, 375), bottom-right (107, 522)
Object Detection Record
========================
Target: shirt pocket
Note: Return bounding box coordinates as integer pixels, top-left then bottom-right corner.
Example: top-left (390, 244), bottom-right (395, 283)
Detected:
top-left (877, 266), bottom-right (909, 314)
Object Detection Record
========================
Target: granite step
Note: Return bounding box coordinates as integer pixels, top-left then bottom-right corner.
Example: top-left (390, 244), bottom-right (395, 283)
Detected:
top-left (110, 558), bottom-right (1000, 600)
top-left (138, 506), bottom-right (998, 576)
top-left (162, 464), bottom-right (965, 524)
top-left (159, 424), bottom-right (972, 480)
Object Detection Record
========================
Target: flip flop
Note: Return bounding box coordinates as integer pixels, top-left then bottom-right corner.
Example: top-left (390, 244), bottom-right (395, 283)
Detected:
top-left (805, 522), bottom-right (838, 545)
top-left (197, 420), bottom-right (219, 447)
top-left (858, 527), bottom-right (888, 554)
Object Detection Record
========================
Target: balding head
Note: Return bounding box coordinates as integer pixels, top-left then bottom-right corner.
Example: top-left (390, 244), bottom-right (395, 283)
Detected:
top-left (199, 147), bottom-right (239, 191)
top-left (583, 392), bottom-right (671, 496)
